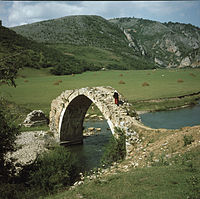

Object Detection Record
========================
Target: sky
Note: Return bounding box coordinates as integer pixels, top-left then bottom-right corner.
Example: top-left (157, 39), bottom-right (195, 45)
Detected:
top-left (0, 1), bottom-right (200, 28)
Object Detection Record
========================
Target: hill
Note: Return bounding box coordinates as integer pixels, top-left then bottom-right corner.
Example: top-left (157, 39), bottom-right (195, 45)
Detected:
top-left (0, 24), bottom-right (59, 69)
top-left (11, 15), bottom-right (200, 70)
top-left (109, 17), bottom-right (200, 68)
top-left (0, 24), bottom-right (102, 77)
top-left (10, 15), bottom-right (157, 71)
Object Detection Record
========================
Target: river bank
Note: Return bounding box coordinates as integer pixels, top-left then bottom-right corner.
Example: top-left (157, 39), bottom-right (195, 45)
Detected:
top-left (133, 91), bottom-right (200, 114)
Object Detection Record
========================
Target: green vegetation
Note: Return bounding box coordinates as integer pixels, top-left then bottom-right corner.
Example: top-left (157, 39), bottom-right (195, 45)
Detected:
top-left (101, 128), bottom-right (126, 167)
top-left (1, 15), bottom-right (200, 199)
top-left (10, 15), bottom-right (160, 71)
top-left (132, 94), bottom-right (200, 112)
top-left (0, 60), bottom-right (21, 184)
top-left (5, 15), bottom-right (200, 75)
top-left (22, 145), bottom-right (80, 192)
top-left (110, 17), bottom-right (200, 68)
top-left (0, 145), bottom-right (81, 199)
top-left (0, 25), bottom-right (103, 77)
top-left (1, 68), bottom-right (200, 117)
top-left (46, 147), bottom-right (200, 199)
top-left (0, 51), bottom-right (80, 199)
top-left (0, 99), bottom-right (20, 183)
top-left (183, 135), bottom-right (194, 146)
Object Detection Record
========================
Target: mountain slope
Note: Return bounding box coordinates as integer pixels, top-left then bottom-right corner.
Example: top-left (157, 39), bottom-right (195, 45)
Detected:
top-left (0, 24), bottom-right (64, 70)
top-left (11, 15), bottom-right (200, 69)
top-left (11, 15), bottom-right (128, 52)
top-left (109, 17), bottom-right (200, 68)
top-left (0, 24), bottom-right (102, 76)
top-left (11, 15), bottom-right (156, 70)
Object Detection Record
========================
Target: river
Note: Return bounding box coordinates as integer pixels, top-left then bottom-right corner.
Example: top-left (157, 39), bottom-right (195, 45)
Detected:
top-left (140, 102), bottom-right (200, 129)
top-left (67, 102), bottom-right (200, 171)
top-left (67, 120), bottom-right (112, 172)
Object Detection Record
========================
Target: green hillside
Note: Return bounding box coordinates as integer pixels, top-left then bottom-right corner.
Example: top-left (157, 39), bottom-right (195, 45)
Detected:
top-left (11, 15), bottom-right (200, 70)
top-left (0, 25), bottom-right (103, 77)
top-left (109, 17), bottom-right (200, 68)
top-left (10, 15), bottom-right (156, 71)
top-left (0, 25), bottom-right (59, 69)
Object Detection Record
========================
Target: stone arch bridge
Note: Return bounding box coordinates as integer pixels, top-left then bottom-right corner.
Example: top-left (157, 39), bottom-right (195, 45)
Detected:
top-left (49, 86), bottom-right (150, 153)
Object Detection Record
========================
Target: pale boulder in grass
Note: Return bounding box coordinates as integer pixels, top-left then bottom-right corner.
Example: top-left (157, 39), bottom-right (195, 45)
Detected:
top-left (23, 110), bottom-right (49, 127)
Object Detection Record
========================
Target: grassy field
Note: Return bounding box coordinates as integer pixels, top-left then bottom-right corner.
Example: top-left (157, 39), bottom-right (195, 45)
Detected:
top-left (0, 68), bottom-right (200, 116)
top-left (46, 146), bottom-right (200, 199)
top-left (1, 68), bottom-right (200, 198)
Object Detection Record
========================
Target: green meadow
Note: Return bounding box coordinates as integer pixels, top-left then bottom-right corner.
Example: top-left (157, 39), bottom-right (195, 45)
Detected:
top-left (47, 147), bottom-right (200, 199)
top-left (1, 68), bottom-right (200, 115)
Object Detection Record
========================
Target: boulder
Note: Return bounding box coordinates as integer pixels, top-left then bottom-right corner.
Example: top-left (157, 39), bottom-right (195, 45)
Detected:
top-left (23, 110), bottom-right (49, 127)
top-left (179, 56), bottom-right (191, 68)
top-left (88, 127), bottom-right (95, 131)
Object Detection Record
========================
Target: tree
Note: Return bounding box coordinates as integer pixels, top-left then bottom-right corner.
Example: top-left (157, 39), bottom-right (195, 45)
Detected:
top-left (0, 56), bottom-right (20, 182)
top-left (0, 102), bottom-right (20, 182)
top-left (0, 56), bottom-right (22, 87)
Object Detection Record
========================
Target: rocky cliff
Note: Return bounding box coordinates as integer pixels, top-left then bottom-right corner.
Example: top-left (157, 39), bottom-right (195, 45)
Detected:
top-left (110, 17), bottom-right (200, 68)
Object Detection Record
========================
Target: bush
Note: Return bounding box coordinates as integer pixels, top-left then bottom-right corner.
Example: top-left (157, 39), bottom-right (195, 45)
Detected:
top-left (0, 102), bottom-right (20, 183)
top-left (183, 135), bottom-right (194, 146)
top-left (101, 128), bottom-right (126, 166)
top-left (24, 145), bottom-right (80, 193)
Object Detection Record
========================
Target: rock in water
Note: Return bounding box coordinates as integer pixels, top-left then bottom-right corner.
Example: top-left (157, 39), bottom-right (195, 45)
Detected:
top-left (23, 110), bottom-right (49, 127)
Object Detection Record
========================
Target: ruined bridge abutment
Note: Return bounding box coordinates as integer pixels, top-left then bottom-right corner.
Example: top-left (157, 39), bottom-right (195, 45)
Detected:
top-left (49, 86), bottom-right (149, 153)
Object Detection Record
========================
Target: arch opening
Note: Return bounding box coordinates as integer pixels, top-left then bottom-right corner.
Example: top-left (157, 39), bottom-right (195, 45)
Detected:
top-left (59, 93), bottom-right (115, 146)
top-left (60, 95), bottom-right (92, 145)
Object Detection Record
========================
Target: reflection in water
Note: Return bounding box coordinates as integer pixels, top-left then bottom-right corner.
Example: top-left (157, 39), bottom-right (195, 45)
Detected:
top-left (140, 102), bottom-right (200, 129)
top-left (67, 120), bottom-right (112, 172)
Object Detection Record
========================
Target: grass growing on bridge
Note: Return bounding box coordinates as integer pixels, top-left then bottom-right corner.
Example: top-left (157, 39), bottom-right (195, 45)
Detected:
top-left (0, 68), bottom-right (200, 115)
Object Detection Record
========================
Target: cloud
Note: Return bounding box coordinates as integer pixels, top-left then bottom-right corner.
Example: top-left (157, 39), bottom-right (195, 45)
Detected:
top-left (1, 1), bottom-right (200, 27)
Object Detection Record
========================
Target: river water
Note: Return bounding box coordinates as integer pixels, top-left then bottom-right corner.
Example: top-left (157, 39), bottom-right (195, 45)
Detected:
top-left (140, 102), bottom-right (200, 129)
top-left (67, 102), bottom-right (200, 171)
top-left (67, 120), bottom-right (112, 172)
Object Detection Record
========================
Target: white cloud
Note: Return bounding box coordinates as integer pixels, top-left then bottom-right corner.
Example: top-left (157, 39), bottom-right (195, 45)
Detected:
top-left (1, 1), bottom-right (200, 27)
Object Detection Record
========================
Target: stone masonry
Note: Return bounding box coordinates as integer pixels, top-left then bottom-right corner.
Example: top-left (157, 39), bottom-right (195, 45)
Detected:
top-left (49, 86), bottom-right (152, 154)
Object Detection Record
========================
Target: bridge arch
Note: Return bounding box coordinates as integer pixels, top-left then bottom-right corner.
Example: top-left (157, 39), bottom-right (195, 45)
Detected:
top-left (49, 86), bottom-right (149, 152)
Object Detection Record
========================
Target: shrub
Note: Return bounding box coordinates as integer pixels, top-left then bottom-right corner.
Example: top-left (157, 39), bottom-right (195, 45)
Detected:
top-left (0, 102), bottom-right (20, 183)
top-left (183, 135), bottom-right (194, 146)
top-left (101, 128), bottom-right (126, 166)
top-left (25, 145), bottom-right (80, 192)
top-left (142, 82), bottom-right (149, 87)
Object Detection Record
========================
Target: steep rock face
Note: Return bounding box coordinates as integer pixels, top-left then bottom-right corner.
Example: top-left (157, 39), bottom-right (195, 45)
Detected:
top-left (110, 17), bottom-right (200, 68)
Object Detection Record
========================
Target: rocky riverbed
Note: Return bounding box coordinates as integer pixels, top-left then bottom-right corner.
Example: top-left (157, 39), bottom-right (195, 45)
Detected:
top-left (7, 131), bottom-right (55, 167)
top-left (7, 127), bottom-right (103, 167)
